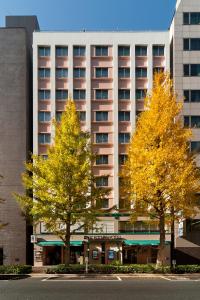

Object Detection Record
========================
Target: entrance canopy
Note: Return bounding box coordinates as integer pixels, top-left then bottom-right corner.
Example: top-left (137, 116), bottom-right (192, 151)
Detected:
top-left (124, 240), bottom-right (170, 246)
top-left (37, 241), bottom-right (83, 247)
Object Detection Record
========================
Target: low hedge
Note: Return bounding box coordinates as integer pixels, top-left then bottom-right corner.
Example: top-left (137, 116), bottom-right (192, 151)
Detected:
top-left (46, 264), bottom-right (168, 274)
top-left (46, 264), bottom-right (200, 274)
top-left (0, 265), bottom-right (32, 274)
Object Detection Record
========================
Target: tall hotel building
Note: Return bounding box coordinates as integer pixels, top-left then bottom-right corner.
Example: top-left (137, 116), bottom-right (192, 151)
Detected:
top-left (32, 0), bottom-right (200, 266)
top-left (1, 0), bottom-right (200, 266)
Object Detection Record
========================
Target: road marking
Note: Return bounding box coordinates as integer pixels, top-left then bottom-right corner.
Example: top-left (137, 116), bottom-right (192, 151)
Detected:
top-left (161, 276), bottom-right (200, 282)
top-left (41, 275), bottom-right (122, 282)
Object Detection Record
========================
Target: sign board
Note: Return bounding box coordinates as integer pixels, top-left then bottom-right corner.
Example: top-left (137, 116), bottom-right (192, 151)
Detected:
top-left (31, 235), bottom-right (37, 243)
top-left (108, 250), bottom-right (115, 260)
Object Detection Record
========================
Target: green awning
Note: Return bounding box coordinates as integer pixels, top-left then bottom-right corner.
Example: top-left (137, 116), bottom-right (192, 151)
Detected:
top-left (37, 241), bottom-right (83, 247)
top-left (124, 240), bottom-right (170, 246)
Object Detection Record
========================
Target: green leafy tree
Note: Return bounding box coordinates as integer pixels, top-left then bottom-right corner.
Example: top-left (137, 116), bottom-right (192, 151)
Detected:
top-left (122, 72), bottom-right (200, 265)
top-left (15, 99), bottom-right (110, 265)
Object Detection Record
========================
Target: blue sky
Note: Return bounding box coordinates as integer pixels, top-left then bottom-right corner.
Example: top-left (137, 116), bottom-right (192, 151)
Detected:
top-left (0, 0), bottom-right (176, 31)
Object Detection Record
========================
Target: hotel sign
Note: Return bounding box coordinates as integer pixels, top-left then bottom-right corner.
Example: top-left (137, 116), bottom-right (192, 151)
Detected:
top-left (84, 235), bottom-right (123, 241)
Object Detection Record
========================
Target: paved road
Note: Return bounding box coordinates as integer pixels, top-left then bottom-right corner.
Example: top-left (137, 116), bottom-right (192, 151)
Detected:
top-left (0, 276), bottom-right (200, 300)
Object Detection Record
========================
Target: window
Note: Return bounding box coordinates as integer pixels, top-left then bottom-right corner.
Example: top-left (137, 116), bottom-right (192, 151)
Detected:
top-left (136, 67), bottom-right (147, 78)
top-left (184, 64), bottom-right (190, 76)
top-left (153, 67), bottom-right (164, 74)
top-left (183, 13), bottom-right (200, 25)
top-left (96, 133), bottom-right (108, 143)
top-left (101, 199), bottom-right (109, 208)
top-left (96, 176), bottom-right (108, 187)
top-left (183, 12), bottom-right (189, 25)
top-left (184, 116), bottom-right (190, 128)
top-left (96, 89), bottom-right (108, 100)
top-left (38, 46), bottom-right (50, 57)
top-left (42, 155), bottom-right (48, 160)
top-left (39, 90), bottom-right (51, 100)
top-left (119, 154), bottom-right (128, 165)
top-left (191, 13), bottom-right (200, 25)
top-left (56, 68), bottom-right (68, 78)
top-left (118, 46), bottom-right (130, 56)
top-left (73, 89), bottom-right (86, 100)
top-left (38, 133), bottom-right (51, 144)
top-left (119, 133), bottom-right (130, 144)
top-left (73, 46), bottom-right (86, 56)
top-left (118, 89), bottom-right (130, 100)
top-left (38, 112), bottom-right (51, 122)
top-left (95, 46), bottom-right (108, 56)
top-left (74, 68), bottom-right (86, 78)
top-left (95, 68), bottom-right (108, 78)
top-left (38, 68), bottom-right (50, 78)
top-left (184, 38), bottom-right (200, 51)
top-left (184, 116), bottom-right (200, 128)
top-left (153, 45), bottom-right (164, 56)
top-left (118, 111), bottom-right (130, 121)
top-left (96, 111), bottom-right (108, 121)
top-left (56, 46), bottom-right (68, 57)
top-left (135, 46), bottom-right (147, 56)
top-left (78, 111), bottom-right (86, 121)
top-left (56, 89), bottom-right (68, 100)
top-left (191, 90), bottom-right (200, 102)
top-left (136, 89), bottom-right (146, 100)
top-left (184, 64), bottom-right (200, 76)
top-left (96, 155), bottom-right (108, 165)
top-left (118, 68), bottom-right (130, 78)
top-left (191, 141), bottom-right (200, 153)
top-left (56, 112), bottom-right (62, 122)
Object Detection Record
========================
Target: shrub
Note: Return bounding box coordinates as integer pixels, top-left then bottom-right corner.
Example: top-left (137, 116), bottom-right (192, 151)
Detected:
top-left (0, 265), bottom-right (32, 274)
top-left (173, 265), bottom-right (200, 274)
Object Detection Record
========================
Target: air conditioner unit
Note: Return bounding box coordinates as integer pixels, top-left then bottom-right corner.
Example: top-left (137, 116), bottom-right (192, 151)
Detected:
top-left (31, 235), bottom-right (37, 243)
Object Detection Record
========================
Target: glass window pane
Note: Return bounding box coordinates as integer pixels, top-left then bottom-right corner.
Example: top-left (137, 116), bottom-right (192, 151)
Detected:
top-left (73, 46), bottom-right (85, 56)
top-left (78, 111), bottom-right (86, 121)
top-left (184, 90), bottom-right (190, 102)
top-left (56, 46), bottom-right (68, 56)
top-left (118, 46), bottom-right (130, 56)
top-left (191, 141), bottom-right (200, 153)
top-left (183, 39), bottom-right (190, 50)
top-left (191, 39), bottom-right (200, 50)
top-left (135, 46), bottom-right (147, 56)
top-left (56, 90), bottom-right (68, 100)
top-left (184, 116), bottom-right (190, 127)
top-left (39, 90), bottom-right (51, 100)
top-left (191, 90), bottom-right (200, 102)
top-left (96, 111), bottom-right (108, 121)
top-left (184, 64), bottom-right (190, 76)
top-left (38, 47), bottom-right (50, 57)
top-left (183, 13), bottom-right (189, 25)
top-left (191, 13), bottom-right (200, 25)
top-left (191, 116), bottom-right (200, 128)
top-left (191, 64), bottom-right (200, 76)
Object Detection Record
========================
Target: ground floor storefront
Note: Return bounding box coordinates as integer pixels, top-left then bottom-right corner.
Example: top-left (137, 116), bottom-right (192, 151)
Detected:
top-left (33, 236), bottom-right (171, 266)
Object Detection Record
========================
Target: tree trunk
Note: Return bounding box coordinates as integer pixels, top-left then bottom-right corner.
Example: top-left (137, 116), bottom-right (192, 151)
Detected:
top-left (170, 206), bottom-right (175, 270)
top-left (157, 207), bottom-right (166, 267)
top-left (64, 218), bottom-right (71, 265)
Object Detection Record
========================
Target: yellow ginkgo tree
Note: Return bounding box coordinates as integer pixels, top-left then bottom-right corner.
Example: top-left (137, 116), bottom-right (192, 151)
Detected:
top-left (15, 99), bottom-right (110, 265)
top-left (122, 72), bottom-right (200, 265)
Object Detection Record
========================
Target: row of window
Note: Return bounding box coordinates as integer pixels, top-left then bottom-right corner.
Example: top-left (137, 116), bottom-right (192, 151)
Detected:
top-left (38, 111), bottom-right (131, 122)
top-left (38, 132), bottom-right (130, 144)
top-left (38, 45), bottom-right (165, 58)
top-left (184, 90), bottom-right (200, 103)
top-left (39, 89), bottom-right (147, 100)
top-left (39, 67), bottom-right (164, 79)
